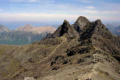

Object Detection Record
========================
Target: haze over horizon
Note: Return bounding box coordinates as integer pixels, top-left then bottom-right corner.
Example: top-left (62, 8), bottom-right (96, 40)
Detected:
top-left (0, 0), bottom-right (120, 29)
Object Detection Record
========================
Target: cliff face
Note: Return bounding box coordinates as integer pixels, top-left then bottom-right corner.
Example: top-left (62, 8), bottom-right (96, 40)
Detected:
top-left (0, 16), bottom-right (119, 80)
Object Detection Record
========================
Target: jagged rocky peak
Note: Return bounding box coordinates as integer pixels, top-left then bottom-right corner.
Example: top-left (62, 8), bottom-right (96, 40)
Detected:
top-left (63, 20), bottom-right (70, 26)
top-left (74, 16), bottom-right (90, 32)
top-left (76, 16), bottom-right (89, 23)
top-left (95, 19), bottom-right (102, 25)
top-left (51, 16), bottom-right (113, 40)
top-left (93, 19), bottom-right (112, 35)
top-left (52, 19), bottom-right (78, 38)
top-left (93, 19), bottom-right (106, 29)
top-left (52, 20), bottom-right (71, 37)
top-left (61, 20), bottom-right (71, 33)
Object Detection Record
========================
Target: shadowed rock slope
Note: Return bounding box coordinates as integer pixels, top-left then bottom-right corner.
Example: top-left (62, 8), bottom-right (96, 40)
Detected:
top-left (0, 16), bottom-right (120, 80)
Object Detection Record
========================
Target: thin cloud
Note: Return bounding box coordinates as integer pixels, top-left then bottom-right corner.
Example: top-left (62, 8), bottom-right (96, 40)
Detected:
top-left (86, 6), bottom-right (95, 9)
top-left (10, 0), bottom-right (55, 3)
top-left (0, 12), bottom-right (119, 23)
top-left (77, 0), bottom-right (93, 3)
top-left (0, 0), bottom-right (120, 23)
top-left (28, 0), bottom-right (39, 2)
top-left (10, 0), bottom-right (40, 3)
top-left (0, 13), bottom-right (79, 22)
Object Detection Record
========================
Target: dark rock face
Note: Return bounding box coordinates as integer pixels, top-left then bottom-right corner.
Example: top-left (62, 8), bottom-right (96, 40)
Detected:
top-left (74, 16), bottom-right (90, 33)
top-left (49, 16), bottom-right (120, 63)
top-left (90, 20), bottom-right (120, 60)
top-left (53, 20), bottom-right (70, 37)
top-left (52, 20), bottom-right (79, 38)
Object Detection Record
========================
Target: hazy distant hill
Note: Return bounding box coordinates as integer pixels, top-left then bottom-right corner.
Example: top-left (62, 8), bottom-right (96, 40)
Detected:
top-left (16, 24), bottom-right (56, 34)
top-left (0, 25), bottom-right (9, 32)
top-left (106, 24), bottom-right (120, 36)
top-left (0, 25), bottom-right (56, 45)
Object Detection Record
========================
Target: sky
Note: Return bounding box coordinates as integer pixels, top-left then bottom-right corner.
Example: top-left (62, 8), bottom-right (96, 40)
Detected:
top-left (0, 0), bottom-right (120, 29)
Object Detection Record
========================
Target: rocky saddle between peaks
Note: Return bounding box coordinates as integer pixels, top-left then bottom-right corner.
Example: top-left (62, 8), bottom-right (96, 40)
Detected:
top-left (0, 16), bottom-right (119, 80)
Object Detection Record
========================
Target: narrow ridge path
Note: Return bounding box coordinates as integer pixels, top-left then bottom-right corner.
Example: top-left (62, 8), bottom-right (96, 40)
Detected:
top-left (38, 37), bottom-right (67, 64)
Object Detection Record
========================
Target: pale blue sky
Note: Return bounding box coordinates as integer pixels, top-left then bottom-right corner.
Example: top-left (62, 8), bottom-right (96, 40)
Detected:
top-left (0, 0), bottom-right (120, 29)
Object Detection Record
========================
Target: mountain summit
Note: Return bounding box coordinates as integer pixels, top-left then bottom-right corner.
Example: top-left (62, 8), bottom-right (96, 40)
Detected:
top-left (0, 16), bottom-right (119, 80)
top-left (52, 20), bottom-right (78, 38)
top-left (74, 16), bottom-right (90, 32)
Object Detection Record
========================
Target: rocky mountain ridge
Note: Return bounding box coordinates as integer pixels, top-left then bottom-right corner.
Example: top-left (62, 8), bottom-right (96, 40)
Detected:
top-left (0, 16), bottom-right (119, 80)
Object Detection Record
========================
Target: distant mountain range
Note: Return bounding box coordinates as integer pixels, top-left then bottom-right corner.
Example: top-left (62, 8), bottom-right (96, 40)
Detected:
top-left (106, 24), bottom-right (120, 36)
top-left (0, 25), bottom-right (56, 45)
top-left (0, 25), bottom-right (9, 32)
top-left (0, 23), bottom-right (119, 45)
top-left (16, 24), bottom-right (56, 34)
